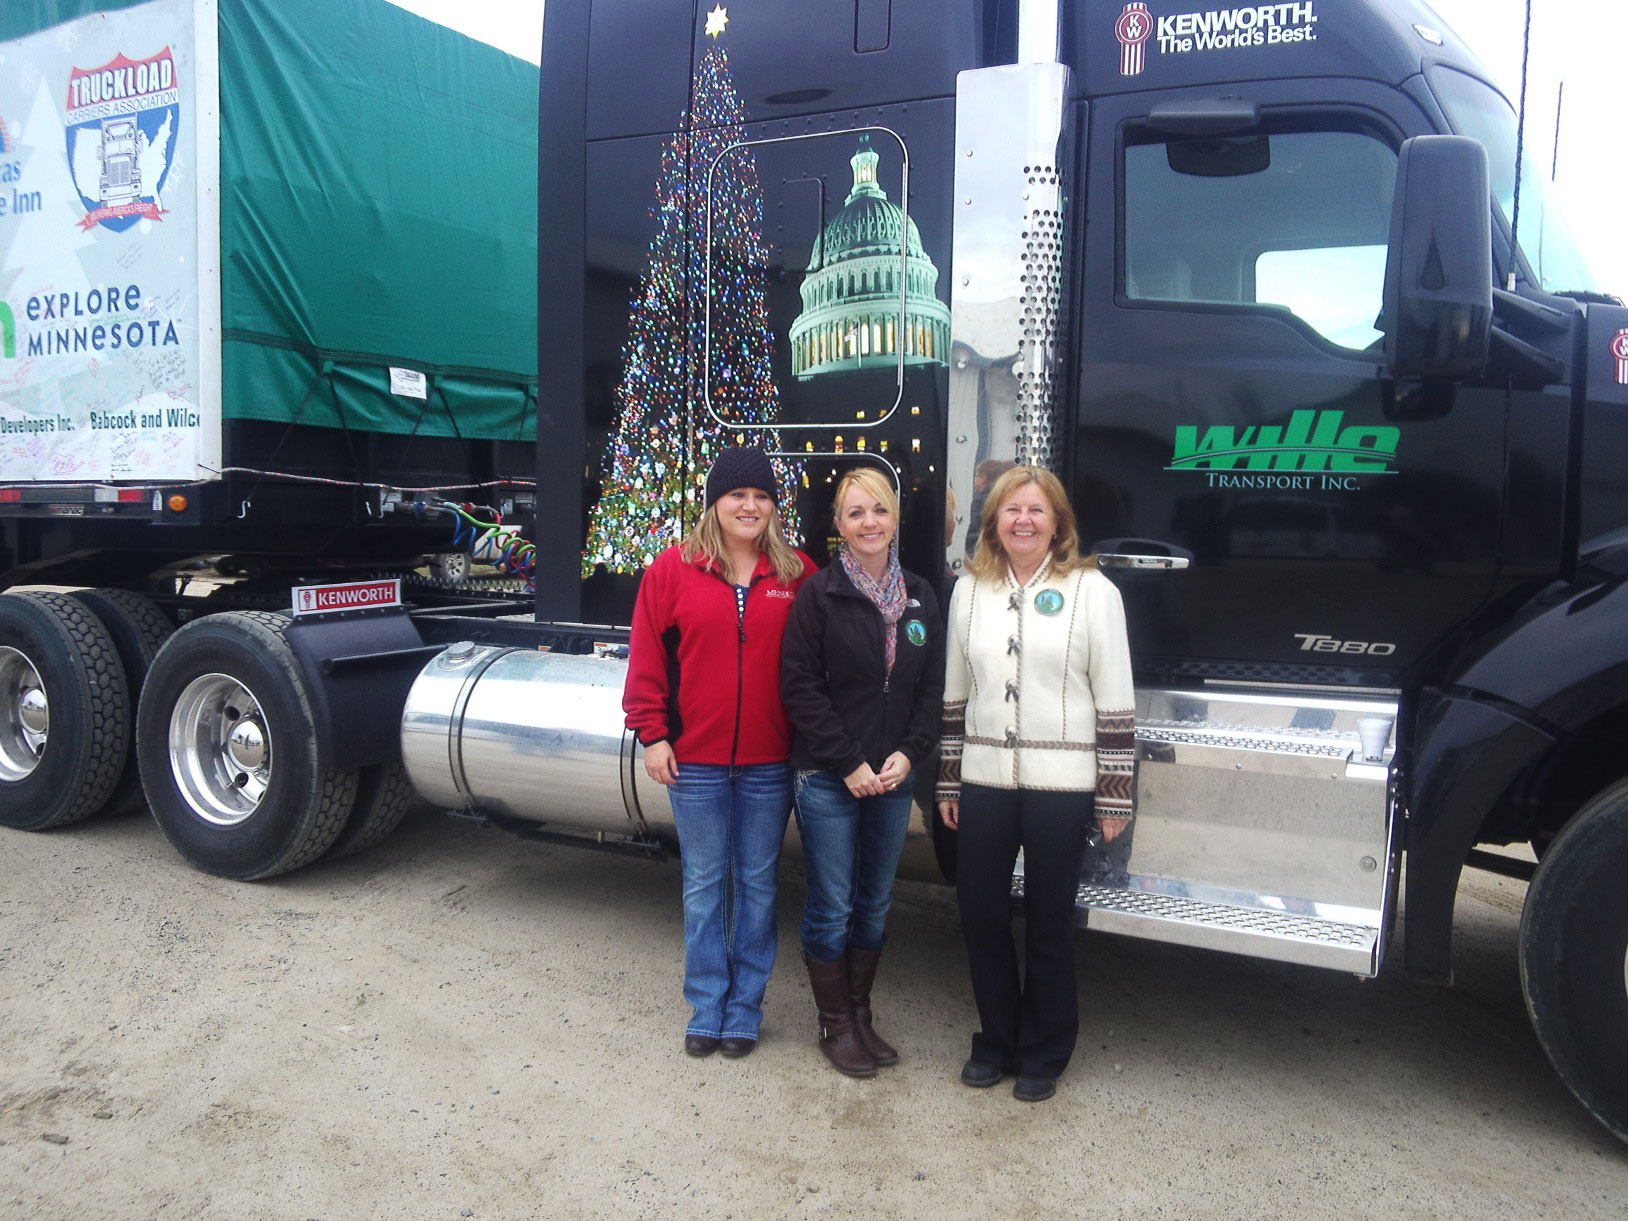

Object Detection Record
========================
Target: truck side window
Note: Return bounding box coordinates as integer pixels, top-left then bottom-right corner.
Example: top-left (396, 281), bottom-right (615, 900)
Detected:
top-left (1122, 126), bottom-right (1397, 352)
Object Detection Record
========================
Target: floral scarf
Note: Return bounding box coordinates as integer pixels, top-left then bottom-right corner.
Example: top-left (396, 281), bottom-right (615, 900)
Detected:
top-left (839, 540), bottom-right (908, 672)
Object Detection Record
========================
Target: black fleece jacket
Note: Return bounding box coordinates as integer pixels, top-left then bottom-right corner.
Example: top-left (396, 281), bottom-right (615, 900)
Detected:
top-left (779, 561), bottom-right (945, 777)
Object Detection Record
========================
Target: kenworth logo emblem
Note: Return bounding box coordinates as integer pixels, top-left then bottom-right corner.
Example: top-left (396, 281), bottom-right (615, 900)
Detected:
top-left (1116, 3), bottom-right (1153, 75)
top-left (65, 47), bottom-right (180, 233)
top-left (1166, 409), bottom-right (1400, 491)
top-left (1612, 328), bottom-right (1628, 386)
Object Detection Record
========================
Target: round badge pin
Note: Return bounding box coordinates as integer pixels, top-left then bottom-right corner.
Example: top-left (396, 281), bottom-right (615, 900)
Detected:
top-left (905, 619), bottom-right (927, 647)
top-left (1034, 589), bottom-right (1065, 616)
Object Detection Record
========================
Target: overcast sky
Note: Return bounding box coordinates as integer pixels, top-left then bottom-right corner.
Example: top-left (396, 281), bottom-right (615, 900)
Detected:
top-left (381, 0), bottom-right (1623, 296)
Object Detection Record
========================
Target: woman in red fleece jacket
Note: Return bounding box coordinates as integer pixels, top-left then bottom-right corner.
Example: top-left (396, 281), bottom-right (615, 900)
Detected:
top-left (624, 447), bottom-right (812, 1059)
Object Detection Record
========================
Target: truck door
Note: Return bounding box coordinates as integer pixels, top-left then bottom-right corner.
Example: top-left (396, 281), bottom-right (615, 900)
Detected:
top-left (1074, 82), bottom-right (1506, 680)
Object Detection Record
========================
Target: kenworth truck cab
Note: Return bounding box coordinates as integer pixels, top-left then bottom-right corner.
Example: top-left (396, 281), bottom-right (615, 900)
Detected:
top-left (3, 0), bottom-right (1626, 1142)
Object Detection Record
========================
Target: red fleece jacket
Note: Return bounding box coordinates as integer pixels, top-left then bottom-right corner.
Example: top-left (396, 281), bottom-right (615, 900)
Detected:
top-left (624, 545), bottom-right (812, 765)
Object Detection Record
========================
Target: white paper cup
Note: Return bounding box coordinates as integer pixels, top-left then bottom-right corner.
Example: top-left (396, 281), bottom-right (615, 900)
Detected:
top-left (1357, 716), bottom-right (1393, 762)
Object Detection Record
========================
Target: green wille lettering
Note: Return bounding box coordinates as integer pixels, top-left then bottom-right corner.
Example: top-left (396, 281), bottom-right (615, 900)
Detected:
top-left (1168, 410), bottom-right (1398, 474)
top-left (0, 302), bottom-right (14, 359)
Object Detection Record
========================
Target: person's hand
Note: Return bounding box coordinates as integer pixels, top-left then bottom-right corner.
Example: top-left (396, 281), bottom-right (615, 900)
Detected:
top-left (1099, 815), bottom-right (1130, 842)
top-left (938, 798), bottom-right (959, 830)
top-left (844, 762), bottom-right (885, 797)
top-left (877, 752), bottom-right (912, 793)
top-left (643, 740), bottom-right (679, 785)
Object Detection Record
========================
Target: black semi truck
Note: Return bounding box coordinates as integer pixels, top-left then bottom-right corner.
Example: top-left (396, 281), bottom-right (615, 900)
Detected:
top-left (4, 0), bottom-right (1627, 1143)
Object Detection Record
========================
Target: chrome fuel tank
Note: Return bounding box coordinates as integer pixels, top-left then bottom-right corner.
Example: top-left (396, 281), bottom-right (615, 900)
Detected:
top-left (400, 643), bottom-right (673, 838)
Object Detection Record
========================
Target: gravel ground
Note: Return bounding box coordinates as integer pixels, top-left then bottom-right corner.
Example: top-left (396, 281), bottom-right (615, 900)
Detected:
top-left (2, 804), bottom-right (1625, 1219)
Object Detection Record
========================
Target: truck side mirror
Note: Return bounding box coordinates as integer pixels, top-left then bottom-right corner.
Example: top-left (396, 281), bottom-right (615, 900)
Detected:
top-left (1382, 135), bottom-right (1493, 381)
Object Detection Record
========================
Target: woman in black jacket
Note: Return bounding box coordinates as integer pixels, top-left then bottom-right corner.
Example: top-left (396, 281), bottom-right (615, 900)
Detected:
top-left (780, 466), bottom-right (944, 1077)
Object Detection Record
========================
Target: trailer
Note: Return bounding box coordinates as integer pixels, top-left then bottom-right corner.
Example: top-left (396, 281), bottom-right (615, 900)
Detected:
top-left (3, 0), bottom-right (1627, 1144)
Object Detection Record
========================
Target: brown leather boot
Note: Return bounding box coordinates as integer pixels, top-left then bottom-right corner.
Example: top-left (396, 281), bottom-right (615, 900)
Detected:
top-left (847, 945), bottom-right (899, 1066)
top-left (803, 951), bottom-right (877, 1078)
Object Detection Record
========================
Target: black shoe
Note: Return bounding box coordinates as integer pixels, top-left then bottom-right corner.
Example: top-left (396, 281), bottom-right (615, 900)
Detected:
top-left (1013, 1074), bottom-right (1056, 1102)
top-left (960, 1059), bottom-right (1005, 1088)
top-left (684, 1034), bottom-right (721, 1057)
top-left (719, 1036), bottom-right (757, 1058)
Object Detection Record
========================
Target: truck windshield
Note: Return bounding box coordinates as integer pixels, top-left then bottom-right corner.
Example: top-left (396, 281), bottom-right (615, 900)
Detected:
top-left (1428, 66), bottom-right (1599, 296)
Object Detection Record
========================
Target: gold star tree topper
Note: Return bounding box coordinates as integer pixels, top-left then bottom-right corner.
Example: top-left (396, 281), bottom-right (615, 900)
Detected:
top-left (705, 5), bottom-right (729, 38)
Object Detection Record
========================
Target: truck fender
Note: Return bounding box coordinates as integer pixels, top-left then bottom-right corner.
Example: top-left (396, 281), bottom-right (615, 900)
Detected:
top-left (1405, 545), bottom-right (1628, 982)
top-left (283, 610), bottom-right (445, 771)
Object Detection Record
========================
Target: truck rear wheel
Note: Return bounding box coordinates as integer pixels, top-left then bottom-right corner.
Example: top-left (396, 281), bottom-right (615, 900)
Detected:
top-left (0, 592), bottom-right (130, 830)
top-left (137, 612), bottom-right (358, 879)
top-left (69, 589), bottom-right (174, 816)
top-left (1519, 777), bottom-right (1628, 1143)
top-left (323, 759), bottom-right (414, 860)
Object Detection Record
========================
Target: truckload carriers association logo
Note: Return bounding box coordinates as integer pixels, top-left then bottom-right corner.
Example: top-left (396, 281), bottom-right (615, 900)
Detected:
top-left (64, 47), bottom-right (179, 233)
top-left (1166, 408), bottom-right (1399, 491)
top-left (1116, 2), bottom-right (1319, 75)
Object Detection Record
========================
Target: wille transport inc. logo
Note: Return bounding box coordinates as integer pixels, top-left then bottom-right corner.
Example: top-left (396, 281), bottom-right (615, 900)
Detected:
top-left (64, 47), bottom-right (180, 233)
top-left (1166, 409), bottom-right (1400, 491)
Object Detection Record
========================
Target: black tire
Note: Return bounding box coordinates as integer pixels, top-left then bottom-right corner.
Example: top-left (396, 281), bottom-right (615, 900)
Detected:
top-left (323, 759), bottom-right (414, 860)
top-left (1519, 777), bottom-right (1628, 1144)
top-left (0, 592), bottom-right (130, 830)
top-left (136, 611), bottom-right (358, 880)
top-left (68, 589), bottom-right (174, 816)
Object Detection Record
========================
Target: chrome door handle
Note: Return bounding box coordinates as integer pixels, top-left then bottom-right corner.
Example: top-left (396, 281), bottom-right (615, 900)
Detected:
top-left (1095, 553), bottom-right (1190, 570)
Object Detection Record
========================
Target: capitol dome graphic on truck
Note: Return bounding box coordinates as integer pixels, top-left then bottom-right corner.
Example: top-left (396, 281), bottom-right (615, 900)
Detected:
top-left (788, 135), bottom-right (950, 380)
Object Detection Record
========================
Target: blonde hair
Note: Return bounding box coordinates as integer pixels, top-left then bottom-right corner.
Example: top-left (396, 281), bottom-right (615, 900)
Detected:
top-left (965, 465), bottom-right (1093, 582)
top-left (680, 500), bottom-right (806, 584)
top-left (832, 466), bottom-right (900, 532)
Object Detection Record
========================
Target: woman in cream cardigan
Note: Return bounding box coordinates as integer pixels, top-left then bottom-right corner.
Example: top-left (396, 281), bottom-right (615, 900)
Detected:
top-left (936, 465), bottom-right (1135, 1103)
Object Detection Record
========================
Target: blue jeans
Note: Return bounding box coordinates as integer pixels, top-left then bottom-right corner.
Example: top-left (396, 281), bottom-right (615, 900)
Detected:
top-left (667, 762), bottom-right (792, 1040)
top-left (793, 769), bottom-right (915, 962)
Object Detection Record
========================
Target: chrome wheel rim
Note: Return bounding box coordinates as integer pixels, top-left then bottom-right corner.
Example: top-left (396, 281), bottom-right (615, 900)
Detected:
top-left (168, 672), bottom-right (272, 825)
top-left (0, 645), bottom-right (48, 781)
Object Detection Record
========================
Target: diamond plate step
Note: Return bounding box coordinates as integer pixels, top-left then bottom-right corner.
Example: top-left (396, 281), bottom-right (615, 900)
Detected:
top-left (1010, 873), bottom-right (1383, 976)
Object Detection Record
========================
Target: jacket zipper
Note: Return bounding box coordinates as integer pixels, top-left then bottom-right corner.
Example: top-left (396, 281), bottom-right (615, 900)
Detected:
top-left (728, 569), bottom-right (757, 767)
top-left (875, 595), bottom-right (891, 758)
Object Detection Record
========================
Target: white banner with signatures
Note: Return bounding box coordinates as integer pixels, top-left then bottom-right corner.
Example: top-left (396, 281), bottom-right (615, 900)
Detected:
top-left (0, 0), bottom-right (220, 482)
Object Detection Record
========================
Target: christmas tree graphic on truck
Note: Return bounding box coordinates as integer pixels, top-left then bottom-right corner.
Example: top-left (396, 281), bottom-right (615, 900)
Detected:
top-left (582, 7), bottom-right (795, 575)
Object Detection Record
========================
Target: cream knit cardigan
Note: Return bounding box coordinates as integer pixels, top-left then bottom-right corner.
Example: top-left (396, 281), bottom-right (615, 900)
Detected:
top-left (936, 558), bottom-right (1136, 815)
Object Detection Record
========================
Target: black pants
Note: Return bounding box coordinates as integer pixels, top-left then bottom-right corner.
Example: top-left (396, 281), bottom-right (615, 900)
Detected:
top-left (956, 783), bottom-right (1094, 1078)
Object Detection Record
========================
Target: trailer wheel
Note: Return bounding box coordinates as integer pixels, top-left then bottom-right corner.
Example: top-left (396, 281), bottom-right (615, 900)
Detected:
top-left (137, 611), bottom-right (358, 879)
top-left (69, 589), bottom-right (174, 816)
top-left (1519, 777), bottom-right (1628, 1144)
top-left (323, 759), bottom-right (414, 860)
top-left (0, 592), bottom-right (130, 830)
top-left (428, 552), bottom-right (471, 582)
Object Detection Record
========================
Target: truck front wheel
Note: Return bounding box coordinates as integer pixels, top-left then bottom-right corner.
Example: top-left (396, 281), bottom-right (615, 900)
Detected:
top-left (1519, 777), bottom-right (1628, 1143)
top-left (137, 612), bottom-right (357, 879)
top-left (0, 592), bottom-right (129, 829)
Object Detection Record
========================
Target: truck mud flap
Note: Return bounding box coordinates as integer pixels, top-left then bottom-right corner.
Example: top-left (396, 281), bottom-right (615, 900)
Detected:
top-left (1025, 686), bottom-right (1400, 977)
